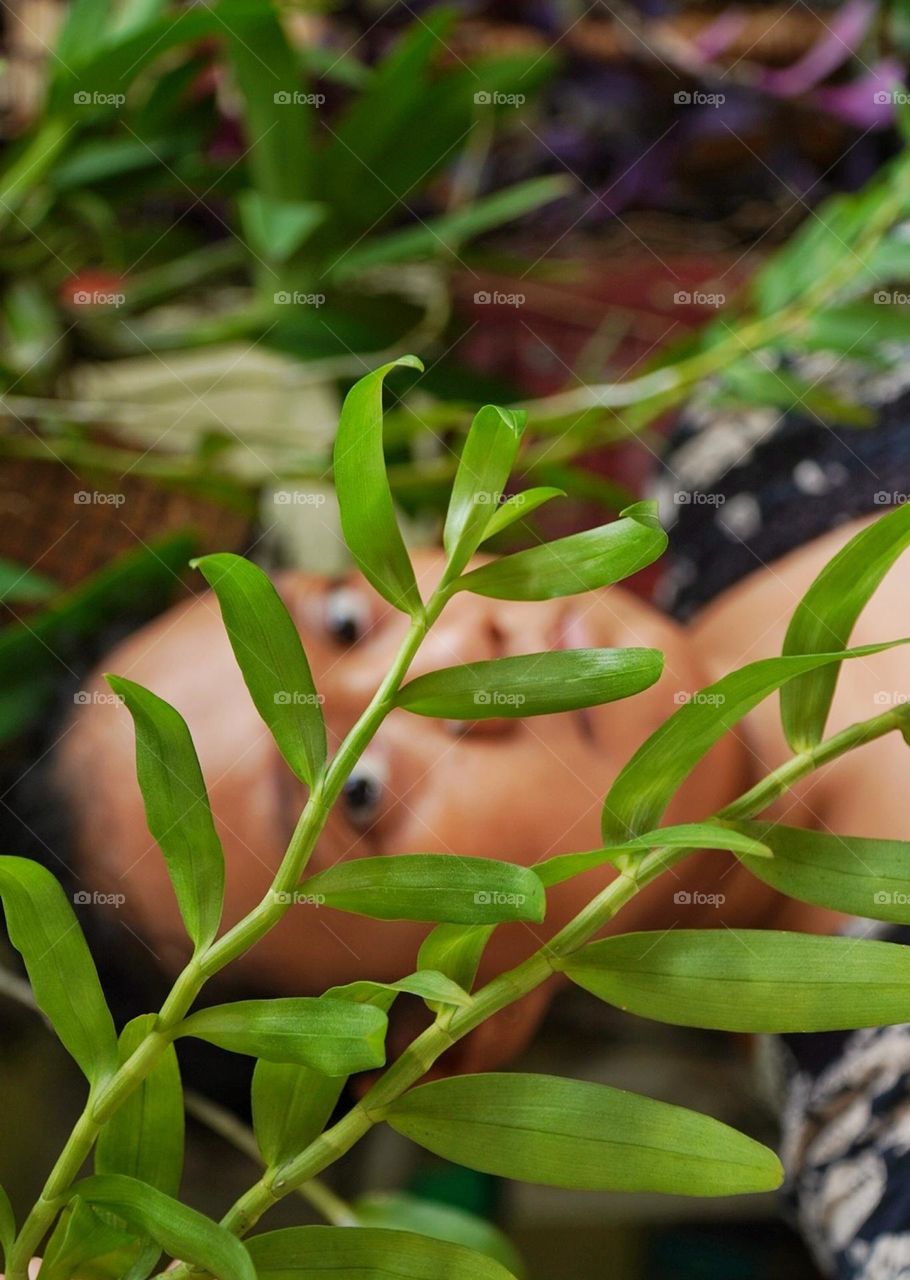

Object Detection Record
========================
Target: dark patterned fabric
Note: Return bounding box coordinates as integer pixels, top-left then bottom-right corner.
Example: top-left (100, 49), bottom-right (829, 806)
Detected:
top-left (653, 358), bottom-right (910, 621)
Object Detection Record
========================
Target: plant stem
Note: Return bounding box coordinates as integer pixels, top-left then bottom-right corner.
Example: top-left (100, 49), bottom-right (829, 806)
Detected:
top-left (162, 700), bottom-right (910, 1261)
top-left (7, 587), bottom-right (452, 1273)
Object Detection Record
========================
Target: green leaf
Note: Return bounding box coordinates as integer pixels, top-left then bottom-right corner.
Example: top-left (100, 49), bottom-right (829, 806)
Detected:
top-left (396, 649), bottom-right (663, 719)
top-left (353, 1193), bottom-right (524, 1277)
top-left (246, 1225), bottom-right (517, 1279)
top-left (238, 192), bottom-right (325, 264)
top-left (443, 406), bottom-right (526, 576)
top-left (326, 971), bottom-right (472, 1011)
top-left (0, 856), bottom-right (117, 1088)
top-left (75, 1175), bottom-right (255, 1280)
top-left (334, 357), bottom-right (424, 615)
top-left (384, 1073), bottom-right (782, 1196)
top-left (734, 821), bottom-right (910, 924)
top-left (0, 1184), bottom-right (14, 1270)
top-left (456, 501), bottom-right (666, 600)
top-left (40, 1195), bottom-right (138, 1280)
top-left (332, 176), bottom-right (569, 280)
top-left (0, 556), bottom-right (56, 604)
top-left (300, 854), bottom-right (545, 924)
top-left (780, 504), bottom-right (910, 750)
top-left (179, 997), bottom-right (388, 1075)
top-left (481, 487), bottom-right (565, 540)
top-left (252, 1061), bottom-right (345, 1168)
top-left (193, 553), bottom-right (326, 785)
top-left (560, 930), bottom-right (910, 1032)
top-left (417, 924), bottom-right (493, 997)
top-left (534, 822), bottom-right (772, 889)
top-left (104, 677), bottom-right (224, 952)
top-left (96, 1015), bottom-right (184, 1196)
top-left (602, 641), bottom-right (910, 843)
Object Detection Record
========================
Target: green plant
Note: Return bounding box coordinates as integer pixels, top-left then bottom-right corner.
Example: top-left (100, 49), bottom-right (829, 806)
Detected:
top-left (4, 358), bottom-right (910, 1279)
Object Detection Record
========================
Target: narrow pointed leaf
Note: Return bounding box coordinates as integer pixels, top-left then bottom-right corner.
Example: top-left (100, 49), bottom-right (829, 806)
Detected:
top-left (193, 553), bottom-right (326, 785)
top-left (734, 821), bottom-right (910, 924)
top-left (96, 1015), bottom-right (184, 1196)
top-left (300, 854), bottom-right (545, 924)
top-left (0, 1185), bottom-right (14, 1271)
top-left (0, 856), bottom-right (117, 1088)
top-left (535, 822), bottom-right (772, 889)
top-left (179, 997), bottom-right (388, 1075)
top-left (247, 1225), bottom-right (517, 1279)
top-left (397, 648), bottom-right (663, 720)
top-left (443, 406), bottom-right (526, 576)
top-left (238, 192), bottom-right (325, 264)
top-left (252, 1061), bottom-right (345, 1168)
top-left (602, 642), bottom-right (910, 843)
top-left (781, 504), bottom-right (910, 750)
top-left (418, 924), bottom-right (493, 995)
top-left (560, 930), bottom-right (910, 1032)
top-left (456, 501), bottom-right (666, 600)
top-left (353, 1193), bottom-right (524, 1277)
top-left (326, 971), bottom-right (472, 1011)
top-left (40, 1196), bottom-right (138, 1280)
top-left (482, 487), bottom-right (565, 540)
top-left (105, 677), bottom-right (224, 952)
top-left (334, 357), bottom-right (424, 615)
top-left (75, 1175), bottom-right (256, 1280)
top-left (384, 1073), bottom-right (782, 1196)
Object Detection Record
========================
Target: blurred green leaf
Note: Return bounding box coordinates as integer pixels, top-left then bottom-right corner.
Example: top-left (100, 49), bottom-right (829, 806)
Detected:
top-left (781, 505), bottom-right (910, 750)
top-left (334, 357), bottom-right (424, 615)
top-left (180, 997), bottom-right (388, 1075)
top-left (301, 853), bottom-right (544, 924)
top-left (104, 677), bottom-right (224, 952)
top-left (0, 856), bottom-right (117, 1088)
top-left (482, 487), bottom-right (565, 540)
top-left (193, 553), bottom-right (326, 785)
top-left (443, 405), bottom-right (526, 576)
top-left (252, 1061), bottom-right (345, 1169)
top-left (353, 1193), bottom-right (524, 1277)
top-left (0, 1185), bottom-right (14, 1271)
top-left (735, 821), bottom-right (910, 924)
top-left (247, 1225), bottom-right (517, 1279)
top-left (0, 556), bottom-right (57, 604)
top-left (457, 501), bottom-right (666, 600)
top-left (238, 192), bottom-right (326, 264)
top-left (96, 1015), bottom-right (184, 1197)
top-left (396, 648), bottom-right (663, 719)
top-left (602, 641), bottom-right (910, 843)
top-left (384, 1073), bottom-right (782, 1195)
top-left (75, 1175), bottom-right (255, 1280)
top-left (560, 930), bottom-right (910, 1032)
top-left (534, 821), bottom-right (772, 889)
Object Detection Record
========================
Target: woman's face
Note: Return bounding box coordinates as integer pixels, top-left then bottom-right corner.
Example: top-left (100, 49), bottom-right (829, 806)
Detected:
top-left (59, 551), bottom-right (738, 1004)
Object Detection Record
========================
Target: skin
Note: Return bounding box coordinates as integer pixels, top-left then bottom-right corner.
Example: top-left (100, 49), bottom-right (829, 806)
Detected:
top-left (57, 524), bottom-right (906, 1072)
